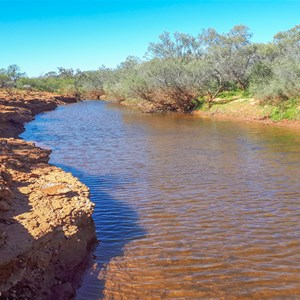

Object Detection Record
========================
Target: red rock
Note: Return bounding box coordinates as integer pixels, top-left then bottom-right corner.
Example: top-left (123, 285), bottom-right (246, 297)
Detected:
top-left (0, 89), bottom-right (96, 299)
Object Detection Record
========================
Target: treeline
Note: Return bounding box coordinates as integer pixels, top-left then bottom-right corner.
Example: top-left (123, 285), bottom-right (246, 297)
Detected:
top-left (0, 65), bottom-right (85, 100)
top-left (1, 24), bottom-right (300, 113)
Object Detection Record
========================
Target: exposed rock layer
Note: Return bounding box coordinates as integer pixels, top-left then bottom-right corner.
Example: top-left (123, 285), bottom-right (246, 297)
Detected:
top-left (0, 90), bottom-right (96, 299)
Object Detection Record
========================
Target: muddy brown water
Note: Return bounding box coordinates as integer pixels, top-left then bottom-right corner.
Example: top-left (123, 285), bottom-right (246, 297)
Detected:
top-left (22, 100), bottom-right (300, 299)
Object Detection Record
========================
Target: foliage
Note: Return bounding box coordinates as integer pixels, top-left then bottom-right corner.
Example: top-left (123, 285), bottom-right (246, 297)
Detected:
top-left (147, 31), bottom-right (202, 61)
top-left (18, 68), bottom-right (86, 99)
top-left (201, 25), bottom-right (258, 91)
top-left (250, 25), bottom-right (300, 103)
top-left (83, 66), bottom-right (112, 99)
top-left (2, 24), bottom-right (300, 118)
top-left (0, 73), bottom-right (11, 88)
top-left (0, 64), bottom-right (26, 88)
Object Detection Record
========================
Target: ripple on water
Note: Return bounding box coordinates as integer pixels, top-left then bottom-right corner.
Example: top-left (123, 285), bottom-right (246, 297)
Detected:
top-left (21, 101), bottom-right (300, 299)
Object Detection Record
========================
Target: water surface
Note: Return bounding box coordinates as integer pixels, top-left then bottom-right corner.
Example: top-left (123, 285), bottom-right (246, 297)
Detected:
top-left (22, 101), bottom-right (300, 299)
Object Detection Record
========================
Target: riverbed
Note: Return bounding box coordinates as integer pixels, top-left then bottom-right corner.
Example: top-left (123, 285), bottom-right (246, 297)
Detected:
top-left (21, 100), bottom-right (300, 299)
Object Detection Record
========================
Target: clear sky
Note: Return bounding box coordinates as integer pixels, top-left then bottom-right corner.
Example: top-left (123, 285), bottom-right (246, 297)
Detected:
top-left (0, 0), bottom-right (299, 76)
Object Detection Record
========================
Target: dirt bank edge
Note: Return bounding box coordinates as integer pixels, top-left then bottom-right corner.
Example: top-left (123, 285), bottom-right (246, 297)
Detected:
top-left (103, 96), bottom-right (300, 130)
top-left (0, 91), bottom-right (97, 299)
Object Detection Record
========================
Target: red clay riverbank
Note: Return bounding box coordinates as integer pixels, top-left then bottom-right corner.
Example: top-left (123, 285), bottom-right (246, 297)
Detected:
top-left (101, 95), bottom-right (300, 131)
top-left (192, 109), bottom-right (300, 131)
top-left (0, 90), bottom-right (96, 299)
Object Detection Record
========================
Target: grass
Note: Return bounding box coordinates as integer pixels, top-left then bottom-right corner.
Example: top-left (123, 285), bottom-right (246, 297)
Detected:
top-left (194, 89), bottom-right (254, 111)
top-left (194, 89), bottom-right (300, 122)
top-left (269, 99), bottom-right (300, 121)
top-left (217, 89), bottom-right (253, 100)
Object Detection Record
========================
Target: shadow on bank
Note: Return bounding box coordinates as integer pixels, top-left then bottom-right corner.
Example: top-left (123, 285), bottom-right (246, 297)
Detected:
top-left (55, 164), bottom-right (147, 300)
top-left (0, 165), bottom-right (94, 300)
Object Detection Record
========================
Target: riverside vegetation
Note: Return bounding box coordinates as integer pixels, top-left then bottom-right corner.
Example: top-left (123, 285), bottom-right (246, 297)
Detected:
top-left (1, 24), bottom-right (300, 121)
top-left (0, 23), bottom-right (299, 299)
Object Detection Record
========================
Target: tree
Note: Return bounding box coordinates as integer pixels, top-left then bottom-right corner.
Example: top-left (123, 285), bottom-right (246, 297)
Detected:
top-left (273, 24), bottom-right (300, 58)
top-left (130, 58), bottom-right (209, 112)
top-left (250, 25), bottom-right (300, 101)
top-left (0, 70), bottom-right (12, 88)
top-left (147, 31), bottom-right (202, 62)
top-left (202, 25), bottom-right (258, 90)
top-left (57, 67), bottom-right (75, 78)
top-left (83, 66), bottom-right (113, 99)
top-left (57, 67), bottom-right (86, 99)
top-left (6, 64), bottom-right (25, 87)
top-left (102, 56), bottom-right (144, 101)
top-left (190, 60), bottom-right (223, 108)
top-left (44, 71), bottom-right (58, 78)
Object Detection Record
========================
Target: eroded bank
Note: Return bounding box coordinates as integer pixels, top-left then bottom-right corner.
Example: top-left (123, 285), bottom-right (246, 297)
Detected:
top-left (0, 91), bottom-right (96, 299)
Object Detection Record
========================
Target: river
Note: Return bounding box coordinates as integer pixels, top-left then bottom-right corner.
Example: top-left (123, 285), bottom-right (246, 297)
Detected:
top-left (21, 100), bottom-right (300, 299)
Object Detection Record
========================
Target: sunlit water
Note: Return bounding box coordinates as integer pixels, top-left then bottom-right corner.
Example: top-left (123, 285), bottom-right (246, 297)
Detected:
top-left (21, 100), bottom-right (300, 299)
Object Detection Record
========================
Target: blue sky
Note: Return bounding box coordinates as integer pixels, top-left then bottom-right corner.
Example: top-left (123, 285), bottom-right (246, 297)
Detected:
top-left (0, 0), bottom-right (299, 76)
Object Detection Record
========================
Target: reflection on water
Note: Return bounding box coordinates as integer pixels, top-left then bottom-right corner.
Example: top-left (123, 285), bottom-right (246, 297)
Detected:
top-left (21, 101), bottom-right (300, 299)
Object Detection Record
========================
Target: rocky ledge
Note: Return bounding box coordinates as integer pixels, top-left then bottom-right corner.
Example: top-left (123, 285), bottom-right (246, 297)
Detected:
top-left (0, 90), bottom-right (96, 299)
